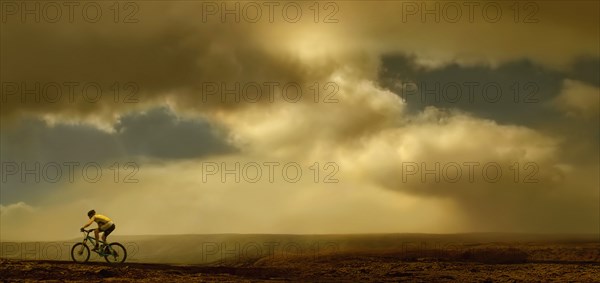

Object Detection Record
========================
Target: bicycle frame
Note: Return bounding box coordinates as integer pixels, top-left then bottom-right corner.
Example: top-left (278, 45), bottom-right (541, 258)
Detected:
top-left (80, 230), bottom-right (113, 256)
top-left (72, 229), bottom-right (126, 263)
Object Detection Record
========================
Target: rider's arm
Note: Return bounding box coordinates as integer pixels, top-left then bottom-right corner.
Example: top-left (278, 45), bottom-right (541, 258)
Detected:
top-left (81, 217), bottom-right (95, 229)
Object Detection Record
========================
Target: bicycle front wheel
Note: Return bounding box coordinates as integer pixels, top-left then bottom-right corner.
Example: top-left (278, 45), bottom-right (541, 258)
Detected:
top-left (104, 243), bottom-right (127, 263)
top-left (71, 243), bottom-right (90, 263)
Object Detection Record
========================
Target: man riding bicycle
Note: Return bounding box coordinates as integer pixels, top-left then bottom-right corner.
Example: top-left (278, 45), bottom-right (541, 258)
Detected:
top-left (80, 209), bottom-right (116, 251)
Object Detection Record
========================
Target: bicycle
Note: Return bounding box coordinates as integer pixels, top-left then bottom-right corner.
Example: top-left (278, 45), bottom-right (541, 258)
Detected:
top-left (71, 229), bottom-right (127, 263)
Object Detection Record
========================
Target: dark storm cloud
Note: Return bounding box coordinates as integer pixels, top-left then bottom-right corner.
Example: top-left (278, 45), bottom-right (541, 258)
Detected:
top-left (0, 107), bottom-right (232, 204)
top-left (379, 55), bottom-right (564, 125)
top-left (1, 1), bottom-right (598, 238)
top-left (115, 108), bottom-right (233, 159)
top-left (1, 107), bottom-right (232, 163)
top-left (570, 57), bottom-right (600, 87)
top-left (2, 1), bottom-right (597, 129)
top-left (0, 2), bottom-right (344, 126)
top-left (378, 55), bottom-right (599, 165)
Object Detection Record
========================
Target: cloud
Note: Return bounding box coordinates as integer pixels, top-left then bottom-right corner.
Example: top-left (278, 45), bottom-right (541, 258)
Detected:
top-left (0, 202), bottom-right (36, 240)
top-left (2, 1), bottom-right (598, 129)
top-left (0, 108), bottom-right (232, 164)
top-left (0, 202), bottom-right (35, 216)
top-left (553, 79), bottom-right (600, 118)
top-left (338, 1), bottom-right (599, 68)
top-left (1, 1), bottom-right (598, 239)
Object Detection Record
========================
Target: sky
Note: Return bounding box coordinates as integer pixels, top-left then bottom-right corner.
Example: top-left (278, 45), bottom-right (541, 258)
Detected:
top-left (0, 1), bottom-right (598, 241)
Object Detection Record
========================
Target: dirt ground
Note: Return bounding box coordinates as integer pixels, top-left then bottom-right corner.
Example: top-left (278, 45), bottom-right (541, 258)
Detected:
top-left (2, 250), bottom-right (599, 282)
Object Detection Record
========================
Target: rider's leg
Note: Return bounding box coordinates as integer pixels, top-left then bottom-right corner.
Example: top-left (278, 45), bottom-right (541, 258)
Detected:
top-left (102, 224), bottom-right (115, 245)
top-left (93, 229), bottom-right (100, 250)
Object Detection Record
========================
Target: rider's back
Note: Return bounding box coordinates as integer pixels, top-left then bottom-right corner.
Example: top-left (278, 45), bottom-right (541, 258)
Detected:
top-left (93, 214), bottom-right (112, 225)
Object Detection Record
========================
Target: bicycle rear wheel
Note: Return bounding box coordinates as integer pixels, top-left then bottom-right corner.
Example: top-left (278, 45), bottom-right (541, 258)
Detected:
top-left (71, 243), bottom-right (90, 263)
top-left (104, 242), bottom-right (127, 263)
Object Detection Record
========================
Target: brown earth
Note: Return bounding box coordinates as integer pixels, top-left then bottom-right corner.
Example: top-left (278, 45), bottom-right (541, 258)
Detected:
top-left (2, 247), bottom-right (600, 282)
top-left (2, 234), bottom-right (599, 282)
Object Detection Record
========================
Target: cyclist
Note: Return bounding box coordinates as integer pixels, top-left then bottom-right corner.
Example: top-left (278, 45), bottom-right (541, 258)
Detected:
top-left (80, 209), bottom-right (116, 251)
